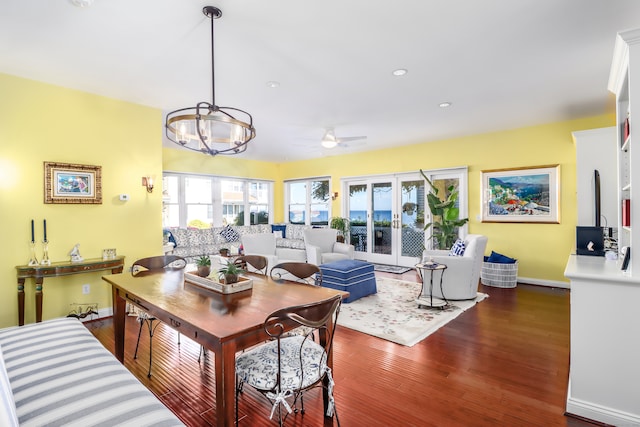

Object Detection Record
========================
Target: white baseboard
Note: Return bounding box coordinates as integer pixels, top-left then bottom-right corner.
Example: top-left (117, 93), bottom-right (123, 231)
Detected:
top-left (566, 395), bottom-right (640, 426)
top-left (516, 276), bottom-right (570, 289)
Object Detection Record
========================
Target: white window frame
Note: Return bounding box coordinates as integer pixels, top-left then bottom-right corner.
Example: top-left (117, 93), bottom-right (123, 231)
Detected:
top-left (284, 177), bottom-right (332, 225)
top-left (163, 172), bottom-right (274, 228)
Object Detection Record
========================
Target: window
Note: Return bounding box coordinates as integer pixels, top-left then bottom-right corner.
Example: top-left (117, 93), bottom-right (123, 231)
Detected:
top-left (285, 178), bottom-right (331, 225)
top-left (163, 173), bottom-right (273, 228)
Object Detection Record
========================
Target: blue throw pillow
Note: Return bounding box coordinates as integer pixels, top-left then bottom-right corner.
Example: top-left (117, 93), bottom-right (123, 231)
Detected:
top-left (163, 229), bottom-right (177, 246)
top-left (220, 225), bottom-right (240, 243)
top-left (271, 224), bottom-right (287, 239)
top-left (449, 239), bottom-right (466, 256)
top-left (487, 251), bottom-right (517, 264)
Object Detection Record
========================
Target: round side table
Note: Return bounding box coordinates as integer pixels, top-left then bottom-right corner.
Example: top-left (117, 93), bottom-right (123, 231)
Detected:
top-left (415, 262), bottom-right (449, 309)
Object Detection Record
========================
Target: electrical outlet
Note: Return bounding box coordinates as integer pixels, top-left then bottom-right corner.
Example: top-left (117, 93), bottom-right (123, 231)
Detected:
top-left (82, 284), bottom-right (90, 294)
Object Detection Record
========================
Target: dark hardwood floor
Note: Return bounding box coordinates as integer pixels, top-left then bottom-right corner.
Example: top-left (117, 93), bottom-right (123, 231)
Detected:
top-left (88, 271), bottom-right (600, 427)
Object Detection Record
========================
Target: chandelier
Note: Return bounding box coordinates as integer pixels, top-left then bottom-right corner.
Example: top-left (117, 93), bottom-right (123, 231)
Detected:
top-left (165, 6), bottom-right (256, 156)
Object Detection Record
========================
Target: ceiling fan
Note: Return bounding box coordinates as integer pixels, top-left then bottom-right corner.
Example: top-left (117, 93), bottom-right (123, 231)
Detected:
top-left (320, 128), bottom-right (367, 148)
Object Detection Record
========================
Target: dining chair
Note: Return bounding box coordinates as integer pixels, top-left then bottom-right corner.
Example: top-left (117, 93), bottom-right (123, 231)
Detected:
top-left (269, 262), bottom-right (323, 286)
top-left (131, 255), bottom-right (186, 377)
top-left (235, 294), bottom-right (342, 426)
top-left (233, 255), bottom-right (268, 275)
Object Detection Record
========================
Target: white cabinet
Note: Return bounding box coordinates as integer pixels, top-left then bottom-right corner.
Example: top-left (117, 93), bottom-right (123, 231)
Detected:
top-left (564, 256), bottom-right (640, 426)
top-left (609, 28), bottom-right (640, 272)
top-left (564, 28), bottom-right (640, 427)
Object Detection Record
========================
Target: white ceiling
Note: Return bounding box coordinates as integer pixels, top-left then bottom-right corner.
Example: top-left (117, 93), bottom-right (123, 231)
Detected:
top-left (2, 0), bottom-right (639, 162)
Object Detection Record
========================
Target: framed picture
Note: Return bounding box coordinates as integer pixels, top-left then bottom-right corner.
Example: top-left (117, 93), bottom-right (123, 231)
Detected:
top-left (481, 165), bottom-right (560, 223)
top-left (44, 162), bottom-right (102, 204)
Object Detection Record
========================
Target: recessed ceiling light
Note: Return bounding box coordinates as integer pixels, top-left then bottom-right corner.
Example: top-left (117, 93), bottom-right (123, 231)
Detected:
top-left (439, 102), bottom-right (452, 108)
top-left (266, 81), bottom-right (280, 88)
top-left (69, 0), bottom-right (94, 7)
top-left (392, 69), bottom-right (408, 76)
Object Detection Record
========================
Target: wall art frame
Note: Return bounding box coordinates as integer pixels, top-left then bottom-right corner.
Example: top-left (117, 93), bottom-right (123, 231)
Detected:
top-left (44, 161), bottom-right (102, 204)
top-left (481, 164), bottom-right (560, 223)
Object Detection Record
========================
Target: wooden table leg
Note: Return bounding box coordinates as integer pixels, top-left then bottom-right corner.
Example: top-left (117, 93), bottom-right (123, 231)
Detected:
top-left (214, 341), bottom-right (237, 427)
top-left (35, 278), bottom-right (43, 323)
top-left (17, 278), bottom-right (25, 326)
top-left (112, 287), bottom-right (126, 363)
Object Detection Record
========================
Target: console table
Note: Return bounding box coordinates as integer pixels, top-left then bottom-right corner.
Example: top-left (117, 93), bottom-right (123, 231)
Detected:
top-left (16, 256), bottom-right (125, 325)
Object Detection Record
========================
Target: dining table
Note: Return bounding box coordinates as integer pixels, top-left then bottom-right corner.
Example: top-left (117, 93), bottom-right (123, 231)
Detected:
top-left (102, 269), bottom-right (348, 427)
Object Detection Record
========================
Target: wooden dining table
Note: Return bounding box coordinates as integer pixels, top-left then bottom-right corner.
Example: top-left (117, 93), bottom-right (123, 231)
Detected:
top-left (102, 270), bottom-right (348, 427)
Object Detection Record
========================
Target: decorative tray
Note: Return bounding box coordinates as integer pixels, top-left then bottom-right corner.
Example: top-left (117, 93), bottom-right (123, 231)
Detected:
top-left (185, 272), bottom-right (253, 294)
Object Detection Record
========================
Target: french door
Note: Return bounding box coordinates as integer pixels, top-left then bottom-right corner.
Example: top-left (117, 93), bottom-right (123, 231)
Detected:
top-left (344, 168), bottom-right (467, 267)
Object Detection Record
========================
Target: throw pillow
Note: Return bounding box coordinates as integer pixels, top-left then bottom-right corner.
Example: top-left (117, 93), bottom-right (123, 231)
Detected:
top-left (271, 224), bottom-right (287, 239)
top-left (449, 239), bottom-right (466, 256)
top-left (487, 251), bottom-right (517, 264)
top-left (273, 230), bottom-right (283, 238)
top-left (219, 225), bottom-right (240, 243)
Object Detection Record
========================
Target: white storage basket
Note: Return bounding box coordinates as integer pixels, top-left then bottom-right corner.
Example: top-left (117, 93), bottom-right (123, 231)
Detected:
top-left (481, 261), bottom-right (518, 288)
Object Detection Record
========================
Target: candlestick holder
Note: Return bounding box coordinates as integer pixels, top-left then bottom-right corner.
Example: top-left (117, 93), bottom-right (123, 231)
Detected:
top-left (27, 241), bottom-right (39, 266)
top-left (41, 240), bottom-right (51, 265)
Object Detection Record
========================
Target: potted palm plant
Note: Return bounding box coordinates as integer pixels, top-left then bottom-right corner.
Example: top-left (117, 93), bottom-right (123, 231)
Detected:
top-left (329, 217), bottom-right (351, 243)
top-left (419, 169), bottom-right (469, 250)
top-left (218, 261), bottom-right (245, 284)
top-left (195, 256), bottom-right (211, 277)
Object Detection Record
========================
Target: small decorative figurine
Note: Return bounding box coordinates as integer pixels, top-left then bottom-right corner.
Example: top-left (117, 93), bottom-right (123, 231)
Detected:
top-left (69, 243), bottom-right (84, 263)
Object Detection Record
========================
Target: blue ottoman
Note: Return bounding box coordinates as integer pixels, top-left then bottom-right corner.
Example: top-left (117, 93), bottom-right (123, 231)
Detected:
top-left (319, 259), bottom-right (377, 303)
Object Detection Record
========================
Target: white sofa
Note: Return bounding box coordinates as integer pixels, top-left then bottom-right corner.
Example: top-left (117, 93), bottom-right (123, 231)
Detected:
top-left (240, 233), bottom-right (306, 272)
top-left (0, 317), bottom-right (183, 427)
top-left (303, 228), bottom-right (355, 265)
top-left (421, 234), bottom-right (488, 300)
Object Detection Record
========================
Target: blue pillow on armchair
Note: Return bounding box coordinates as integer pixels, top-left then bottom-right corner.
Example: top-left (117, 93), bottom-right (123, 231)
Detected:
top-left (448, 239), bottom-right (466, 256)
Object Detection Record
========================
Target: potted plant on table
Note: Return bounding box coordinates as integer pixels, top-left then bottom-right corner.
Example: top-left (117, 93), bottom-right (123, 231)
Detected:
top-left (329, 217), bottom-right (351, 243)
top-left (218, 261), bottom-right (245, 284)
top-left (196, 256), bottom-right (211, 278)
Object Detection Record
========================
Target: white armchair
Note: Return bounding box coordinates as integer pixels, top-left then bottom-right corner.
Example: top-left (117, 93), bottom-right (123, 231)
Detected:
top-left (303, 228), bottom-right (355, 265)
top-left (421, 234), bottom-right (488, 300)
top-left (241, 233), bottom-right (306, 272)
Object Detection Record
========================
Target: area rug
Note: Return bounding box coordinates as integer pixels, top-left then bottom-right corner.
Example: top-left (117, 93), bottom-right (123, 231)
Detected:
top-left (371, 263), bottom-right (412, 274)
top-left (337, 277), bottom-right (488, 346)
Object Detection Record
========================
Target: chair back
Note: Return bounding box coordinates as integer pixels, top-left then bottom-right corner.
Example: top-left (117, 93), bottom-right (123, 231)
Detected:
top-left (265, 294), bottom-right (342, 391)
top-left (241, 233), bottom-right (277, 256)
top-left (234, 255), bottom-right (268, 275)
top-left (132, 255), bottom-right (186, 276)
top-left (303, 228), bottom-right (337, 253)
top-left (270, 262), bottom-right (322, 286)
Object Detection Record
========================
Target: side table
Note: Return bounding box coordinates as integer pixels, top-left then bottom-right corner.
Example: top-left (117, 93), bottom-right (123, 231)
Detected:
top-left (16, 256), bottom-right (125, 325)
top-left (415, 262), bottom-right (449, 309)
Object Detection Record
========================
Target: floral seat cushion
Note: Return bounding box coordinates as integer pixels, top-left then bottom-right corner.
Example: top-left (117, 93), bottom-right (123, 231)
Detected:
top-left (235, 335), bottom-right (327, 392)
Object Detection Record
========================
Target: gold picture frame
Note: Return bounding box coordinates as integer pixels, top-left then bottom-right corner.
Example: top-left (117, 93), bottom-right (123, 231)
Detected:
top-left (44, 161), bottom-right (102, 204)
top-left (481, 164), bottom-right (560, 223)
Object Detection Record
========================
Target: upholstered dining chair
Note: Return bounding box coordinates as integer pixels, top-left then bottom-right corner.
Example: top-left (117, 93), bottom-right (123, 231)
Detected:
top-left (131, 255), bottom-right (186, 377)
top-left (235, 294), bottom-right (342, 426)
top-left (270, 262), bottom-right (323, 286)
top-left (233, 255), bottom-right (268, 275)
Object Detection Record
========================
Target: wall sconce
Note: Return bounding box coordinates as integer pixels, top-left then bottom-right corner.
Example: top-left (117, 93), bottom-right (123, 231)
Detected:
top-left (142, 176), bottom-right (154, 193)
top-left (331, 192), bottom-right (338, 201)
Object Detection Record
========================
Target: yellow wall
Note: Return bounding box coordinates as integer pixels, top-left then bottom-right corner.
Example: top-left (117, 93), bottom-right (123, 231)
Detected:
top-left (0, 72), bottom-right (615, 327)
top-left (0, 73), bottom-right (163, 327)
top-left (276, 116), bottom-right (614, 283)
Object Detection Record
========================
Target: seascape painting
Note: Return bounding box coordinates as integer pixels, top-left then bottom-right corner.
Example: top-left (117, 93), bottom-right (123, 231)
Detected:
top-left (481, 165), bottom-right (559, 223)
